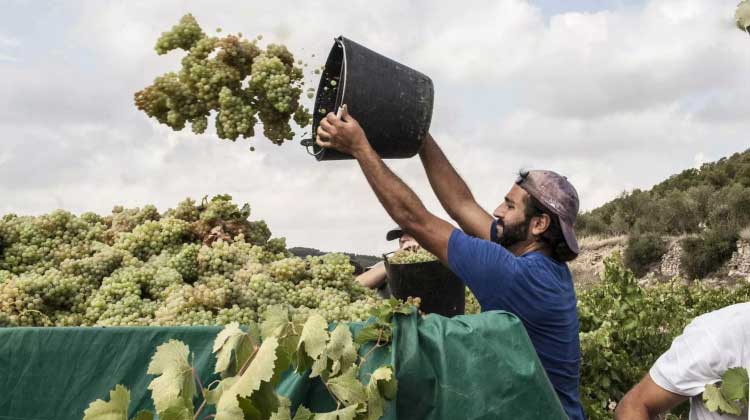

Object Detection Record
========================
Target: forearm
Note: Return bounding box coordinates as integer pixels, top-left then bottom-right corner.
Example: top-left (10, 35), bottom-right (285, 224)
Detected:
top-left (613, 400), bottom-right (652, 420)
top-left (354, 144), bottom-right (429, 229)
top-left (355, 262), bottom-right (386, 289)
top-left (419, 134), bottom-right (477, 217)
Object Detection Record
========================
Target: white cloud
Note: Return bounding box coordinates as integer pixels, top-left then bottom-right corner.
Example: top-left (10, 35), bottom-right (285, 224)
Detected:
top-left (1, 0), bottom-right (749, 254)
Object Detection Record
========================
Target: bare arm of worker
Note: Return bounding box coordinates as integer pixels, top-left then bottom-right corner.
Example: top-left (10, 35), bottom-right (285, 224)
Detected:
top-left (316, 106), bottom-right (454, 263)
top-left (419, 134), bottom-right (493, 240)
top-left (355, 261), bottom-right (387, 289)
top-left (614, 374), bottom-right (688, 420)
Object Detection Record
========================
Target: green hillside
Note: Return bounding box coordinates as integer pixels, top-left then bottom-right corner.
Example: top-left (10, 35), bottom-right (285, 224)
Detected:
top-left (576, 148), bottom-right (750, 278)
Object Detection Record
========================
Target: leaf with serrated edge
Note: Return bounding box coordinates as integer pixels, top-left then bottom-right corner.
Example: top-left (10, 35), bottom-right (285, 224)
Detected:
top-left (298, 313), bottom-right (328, 360)
top-left (214, 322), bottom-right (243, 353)
top-left (327, 366), bottom-right (367, 406)
top-left (372, 366), bottom-right (397, 400)
top-left (146, 340), bottom-right (195, 413)
top-left (720, 367), bottom-right (749, 402)
top-left (131, 410), bottom-right (154, 420)
top-left (327, 325), bottom-right (357, 371)
top-left (204, 377), bottom-right (239, 405)
top-left (261, 305), bottom-right (289, 339)
top-left (269, 396), bottom-right (291, 420)
top-left (366, 366), bottom-right (396, 420)
top-left (354, 324), bottom-right (382, 345)
top-left (314, 404), bottom-right (359, 420)
top-left (83, 384), bottom-right (130, 420)
top-left (214, 322), bottom-right (254, 374)
top-left (215, 337), bottom-right (279, 420)
top-left (157, 405), bottom-right (192, 420)
top-left (703, 383), bottom-right (741, 415)
top-left (292, 406), bottom-right (315, 420)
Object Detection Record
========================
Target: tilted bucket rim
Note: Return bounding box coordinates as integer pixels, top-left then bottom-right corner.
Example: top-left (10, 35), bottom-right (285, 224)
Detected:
top-left (304, 36), bottom-right (349, 158)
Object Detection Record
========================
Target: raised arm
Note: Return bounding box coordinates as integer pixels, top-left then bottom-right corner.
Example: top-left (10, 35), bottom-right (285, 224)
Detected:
top-left (419, 134), bottom-right (493, 240)
top-left (316, 107), bottom-right (454, 263)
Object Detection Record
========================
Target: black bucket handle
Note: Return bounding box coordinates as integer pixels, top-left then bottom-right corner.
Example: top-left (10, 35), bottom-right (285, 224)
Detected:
top-left (302, 37), bottom-right (349, 157)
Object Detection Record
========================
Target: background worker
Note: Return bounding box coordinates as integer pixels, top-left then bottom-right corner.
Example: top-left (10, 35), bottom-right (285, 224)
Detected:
top-left (316, 105), bottom-right (585, 419)
top-left (356, 227), bottom-right (419, 291)
top-left (615, 302), bottom-right (750, 420)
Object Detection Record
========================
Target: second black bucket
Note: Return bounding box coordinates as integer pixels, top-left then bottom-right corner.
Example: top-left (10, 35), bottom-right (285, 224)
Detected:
top-left (384, 255), bottom-right (466, 317)
top-left (309, 36), bottom-right (434, 160)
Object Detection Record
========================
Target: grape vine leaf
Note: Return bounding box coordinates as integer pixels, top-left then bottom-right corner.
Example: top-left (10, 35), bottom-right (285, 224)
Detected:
top-left (720, 367), bottom-right (749, 402)
top-left (213, 322), bottom-right (256, 376)
top-left (314, 404), bottom-right (359, 420)
top-left (82, 384), bottom-right (130, 420)
top-left (296, 313), bottom-right (329, 373)
top-left (327, 366), bottom-right (367, 406)
top-left (737, 0), bottom-right (750, 31)
top-left (132, 411), bottom-right (154, 420)
top-left (269, 396), bottom-right (292, 420)
top-left (157, 405), bottom-right (192, 420)
top-left (365, 366), bottom-right (397, 420)
top-left (355, 323), bottom-right (390, 345)
top-left (216, 336), bottom-right (279, 420)
top-left (146, 340), bottom-right (196, 413)
top-left (703, 383), bottom-right (741, 415)
top-left (292, 406), bottom-right (315, 420)
top-left (327, 324), bottom-right (357, 376)
top-left (261, 305), bottom-right (290, 339)
top-left (205, 376), bottom-right (239, 405)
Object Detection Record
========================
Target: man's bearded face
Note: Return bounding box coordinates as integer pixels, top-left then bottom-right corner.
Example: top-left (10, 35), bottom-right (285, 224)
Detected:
top-left (497, 217), bottom-right (530, 248)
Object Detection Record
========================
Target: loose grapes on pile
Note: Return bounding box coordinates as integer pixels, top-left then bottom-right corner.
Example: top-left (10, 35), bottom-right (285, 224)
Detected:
top-left (134, 14), bottom-right (312, 146)
top-left (0, 195), bottom-right (379, 327)
top-left (388, 248), bottom-right (439, 264)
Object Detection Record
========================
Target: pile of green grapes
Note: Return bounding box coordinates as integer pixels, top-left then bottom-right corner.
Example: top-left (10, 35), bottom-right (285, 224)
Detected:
top-left (387, 248), bottom-right (438, 264)
top-left (135, 14), bottom-right (311, 145)
top-left (0, 195), bottom-right (379, 327)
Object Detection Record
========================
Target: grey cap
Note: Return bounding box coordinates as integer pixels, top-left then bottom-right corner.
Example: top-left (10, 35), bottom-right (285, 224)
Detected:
top-left (516, 170), bottom-right (580, 255)
top-left (386, 227), bottom-right (403, 241)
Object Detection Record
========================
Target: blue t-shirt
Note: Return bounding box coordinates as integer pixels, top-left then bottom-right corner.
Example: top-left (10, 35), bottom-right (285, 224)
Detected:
top-left (448, 228), bottom-right (585, 420)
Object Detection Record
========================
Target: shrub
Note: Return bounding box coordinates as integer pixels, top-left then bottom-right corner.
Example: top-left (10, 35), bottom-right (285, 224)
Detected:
top-left (681, 228), bottom-right (739, 279)
top-left (624, 234), bottom-right (668, 277)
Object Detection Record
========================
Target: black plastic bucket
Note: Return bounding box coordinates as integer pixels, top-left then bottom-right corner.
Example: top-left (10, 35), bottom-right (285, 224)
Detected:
top-left (307, 36), bottom-right (434, 160)
top-left (384, 255), bottom-right (465, 317)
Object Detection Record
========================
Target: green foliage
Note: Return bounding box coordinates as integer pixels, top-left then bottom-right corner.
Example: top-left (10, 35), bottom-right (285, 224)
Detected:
top-left (623, 233), bottom-right (667, 277)
top-left (577, 149), bottom-right (750, 239)
top-left (84, 305), bottom-right (406, 420)
top-left (680, 228), bottom-right (739, 279)
top-left (578, 254), bottom-right (750, 419)
top-left (702, 367), bottom-right (749, 415)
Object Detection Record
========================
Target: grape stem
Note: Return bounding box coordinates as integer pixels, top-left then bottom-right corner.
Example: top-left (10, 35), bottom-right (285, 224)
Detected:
top-left (238, 344), bottom-right (261, 376)
top-left (193, 368), bottom-right (207, 420)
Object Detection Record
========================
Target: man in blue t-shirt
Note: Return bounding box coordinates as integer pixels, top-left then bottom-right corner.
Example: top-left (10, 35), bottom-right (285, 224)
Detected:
top-left (316, 105), bottom-right (585, 420)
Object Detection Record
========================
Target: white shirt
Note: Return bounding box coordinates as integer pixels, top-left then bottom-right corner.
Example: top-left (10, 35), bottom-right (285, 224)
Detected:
top-left (650, 302), bottom-right (750, 420)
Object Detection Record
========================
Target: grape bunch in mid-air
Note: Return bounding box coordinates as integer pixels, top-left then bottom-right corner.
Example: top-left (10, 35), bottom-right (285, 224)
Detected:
top-left (134, 14), bottom-right (312, 146)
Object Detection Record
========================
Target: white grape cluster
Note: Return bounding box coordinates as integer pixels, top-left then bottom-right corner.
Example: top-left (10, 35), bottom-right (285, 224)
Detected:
top-left (388, 248), bottom-right (439, 264)
top-left (135, 14), bottom-right (311, 146)
top-left (0, 195), bottom-right (379, 327)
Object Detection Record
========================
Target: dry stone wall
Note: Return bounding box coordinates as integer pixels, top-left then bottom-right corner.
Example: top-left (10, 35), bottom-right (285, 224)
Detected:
top-left (728, 239), bottom-right (750, 277)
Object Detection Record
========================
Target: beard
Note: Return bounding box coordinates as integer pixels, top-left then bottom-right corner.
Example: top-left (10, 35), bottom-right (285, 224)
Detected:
top-left (496, 218), bottom-right (530, 248)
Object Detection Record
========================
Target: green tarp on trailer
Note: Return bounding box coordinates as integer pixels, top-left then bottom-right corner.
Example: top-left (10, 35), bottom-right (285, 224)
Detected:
top-left (0, 310), bottom-right (566, 420)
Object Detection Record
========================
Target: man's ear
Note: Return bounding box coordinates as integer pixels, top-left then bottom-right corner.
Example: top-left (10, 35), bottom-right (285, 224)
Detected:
top-left (531, 214), bottom-right (551, 236)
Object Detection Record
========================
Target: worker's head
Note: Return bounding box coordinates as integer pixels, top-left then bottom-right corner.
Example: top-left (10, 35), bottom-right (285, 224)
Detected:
top-left (386, 228), bottom-right (419, 250)
top-left (491, 170), bottom-right (579, 262)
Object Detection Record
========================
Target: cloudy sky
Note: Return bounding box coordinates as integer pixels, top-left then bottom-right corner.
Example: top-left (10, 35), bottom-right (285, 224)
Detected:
top-left (1, 0), bottom-right (749, 255)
